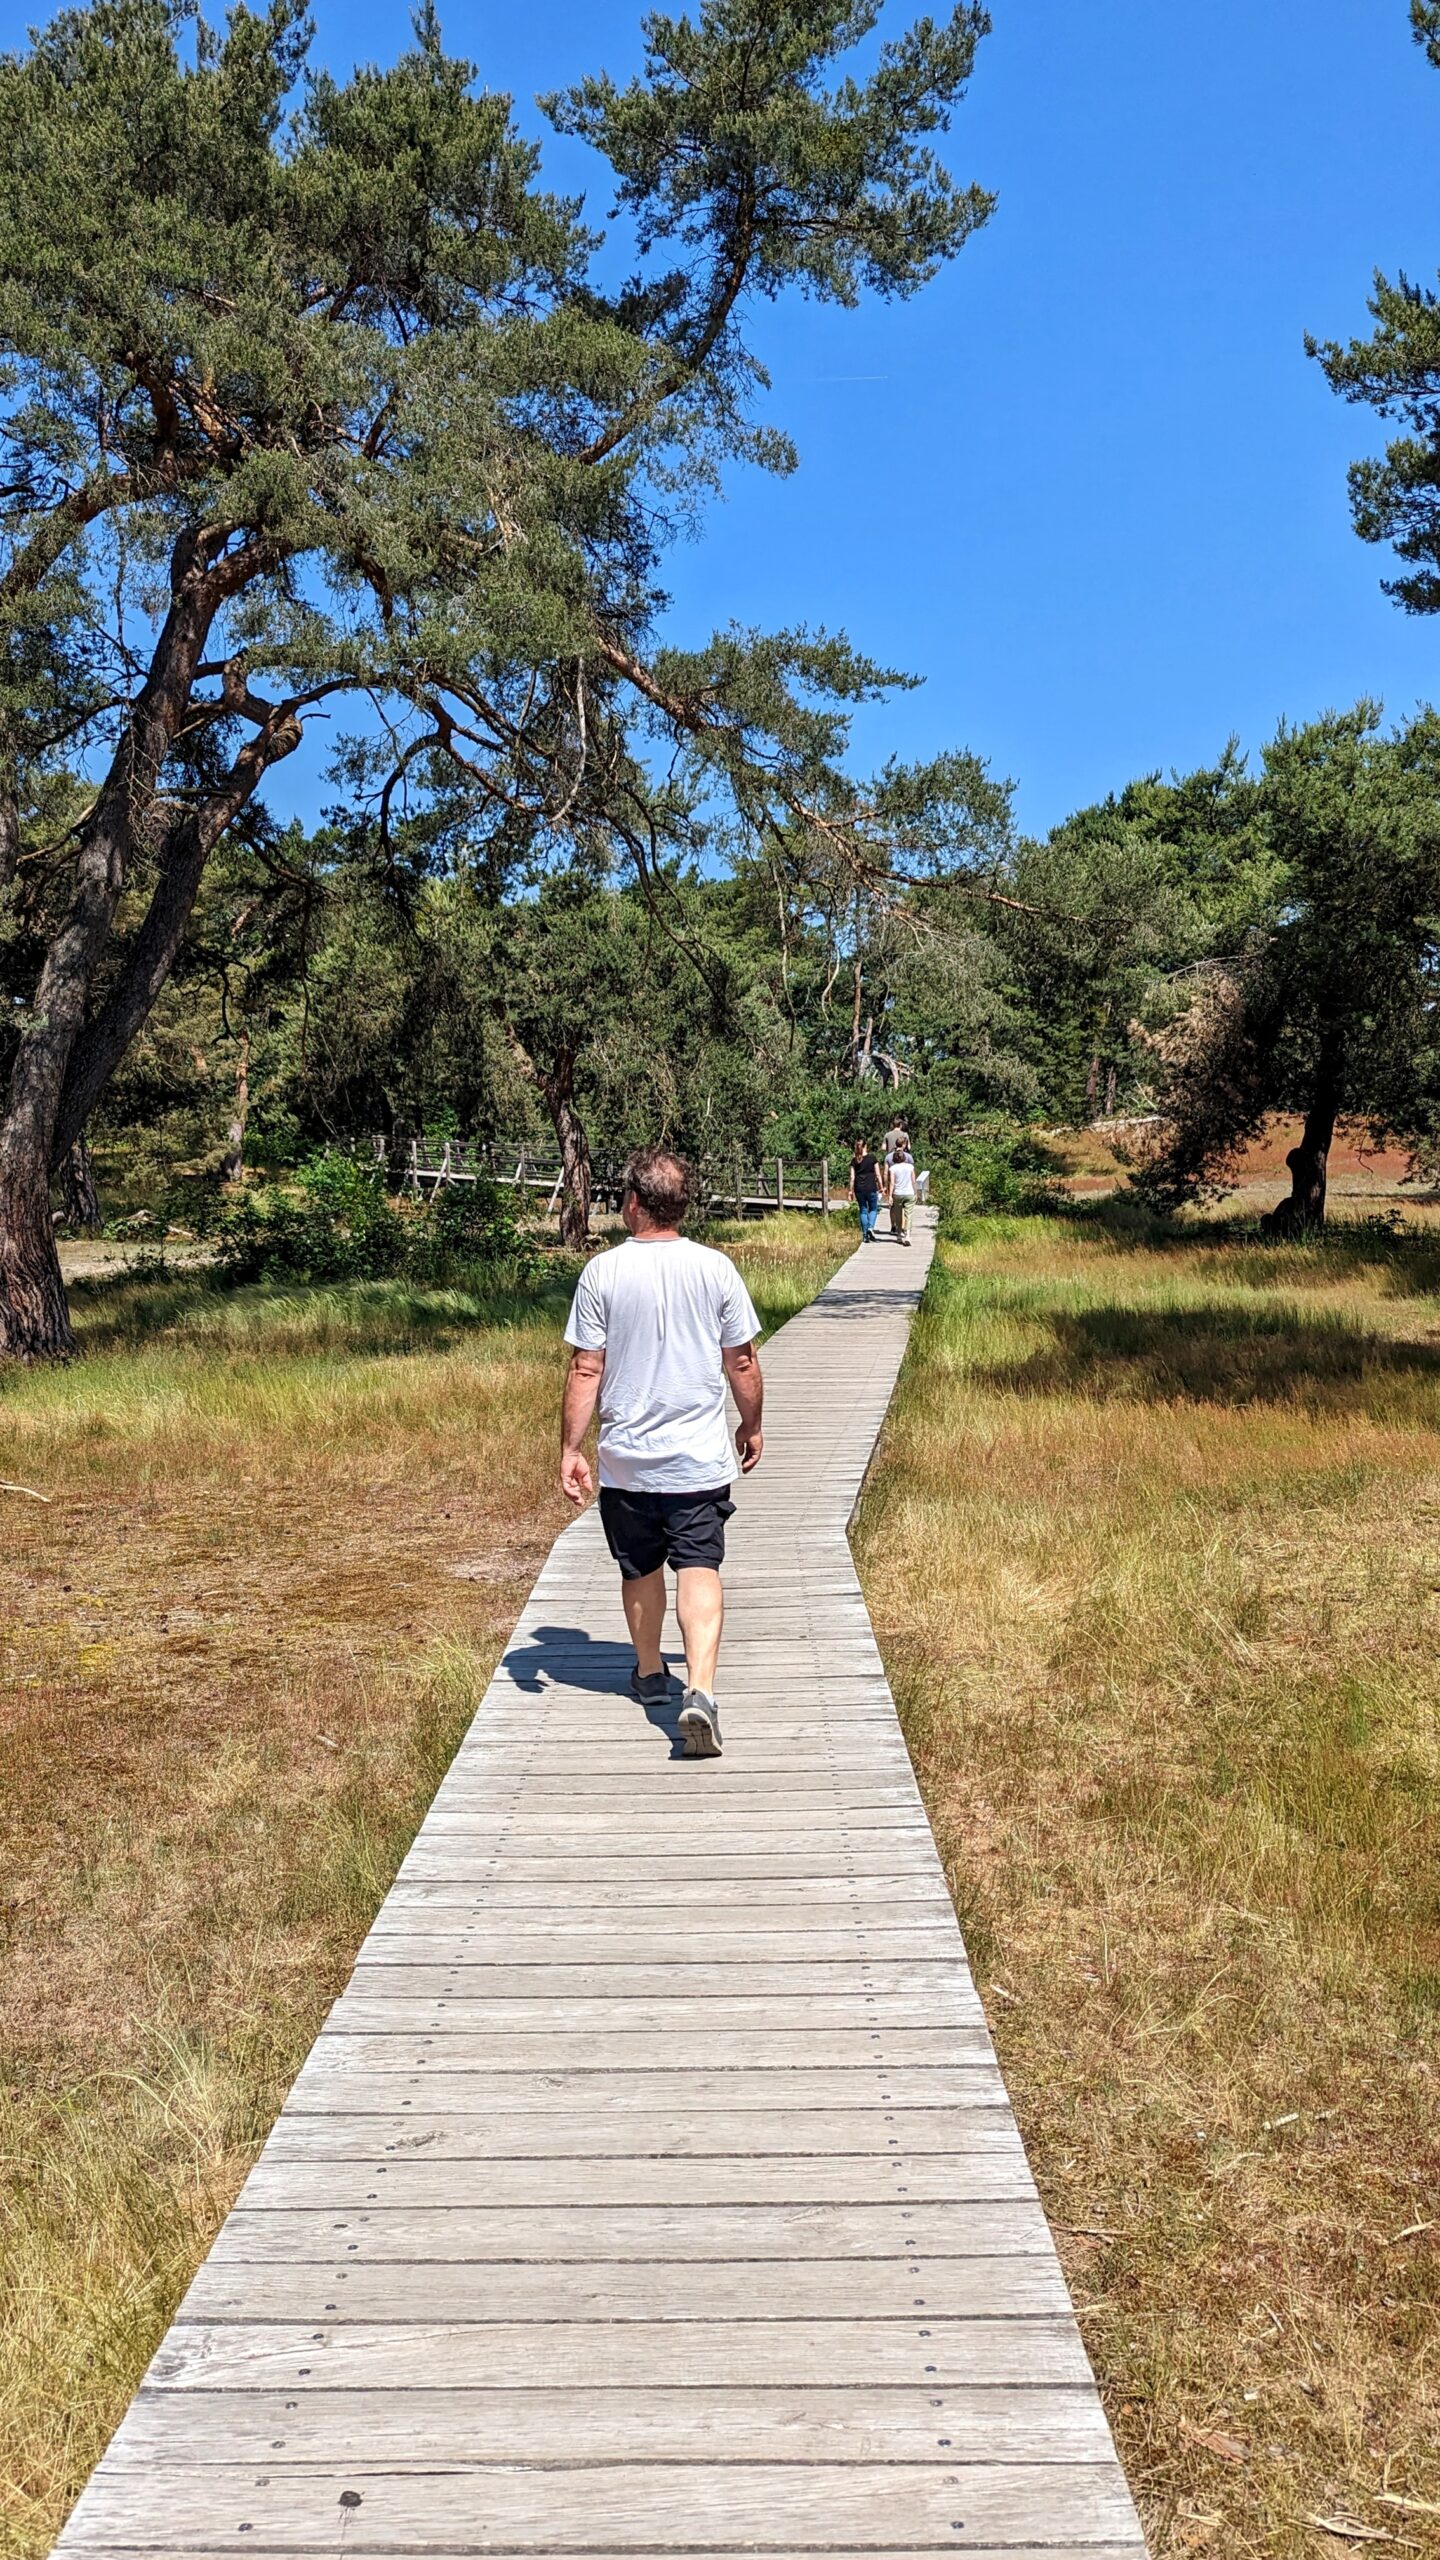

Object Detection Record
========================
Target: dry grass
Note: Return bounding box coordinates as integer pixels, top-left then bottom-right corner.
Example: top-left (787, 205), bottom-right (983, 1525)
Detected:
top-left (0, 1215), bottom-right (848, 2560)
top-left (856, 1204), bottom-right (1440, 2559)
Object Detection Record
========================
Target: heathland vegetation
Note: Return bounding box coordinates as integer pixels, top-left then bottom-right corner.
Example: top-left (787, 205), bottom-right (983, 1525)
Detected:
top-left (8, 3), bottom-right (1440, 2558)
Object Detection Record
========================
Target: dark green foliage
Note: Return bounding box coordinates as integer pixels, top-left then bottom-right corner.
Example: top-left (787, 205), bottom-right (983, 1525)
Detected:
top-left (1136, 708), bottom-right (1440, 1213)
top-left (204, 1149), bottom-right (542, 1287)
top-left (211, 1153), bottom-right (408, 1283)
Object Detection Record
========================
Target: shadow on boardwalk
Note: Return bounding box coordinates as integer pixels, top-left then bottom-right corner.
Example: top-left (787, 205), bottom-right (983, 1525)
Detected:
top-left (502, 1624), bottom-right (686, 1748)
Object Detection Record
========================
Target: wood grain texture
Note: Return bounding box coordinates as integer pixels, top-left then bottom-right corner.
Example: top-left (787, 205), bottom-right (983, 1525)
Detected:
top-left (52, 1216), bottom-right (1147, 2560)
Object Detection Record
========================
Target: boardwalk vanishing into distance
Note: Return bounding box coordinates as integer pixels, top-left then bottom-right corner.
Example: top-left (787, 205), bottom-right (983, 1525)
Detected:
top-left (56, 1211), bottom-right (1148, 2560)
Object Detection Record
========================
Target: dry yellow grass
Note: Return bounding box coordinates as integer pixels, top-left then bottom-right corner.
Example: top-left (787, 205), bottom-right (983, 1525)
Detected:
top-left (0, 1216), bottom-right (848, 2560)
top-left (856, 1205), bottom-right (1440, 2560)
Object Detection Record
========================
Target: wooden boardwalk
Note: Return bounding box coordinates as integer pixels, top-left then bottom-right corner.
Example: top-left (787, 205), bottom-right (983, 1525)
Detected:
top-left (57, 1214), bottom-right (1147, 2560)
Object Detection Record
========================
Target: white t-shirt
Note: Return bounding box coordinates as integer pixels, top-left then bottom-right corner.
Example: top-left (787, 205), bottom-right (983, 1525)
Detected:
top-left (564, 1237), bottom-right (761, 1492)
top-left (889, 1158), bottom-right (918, 1200)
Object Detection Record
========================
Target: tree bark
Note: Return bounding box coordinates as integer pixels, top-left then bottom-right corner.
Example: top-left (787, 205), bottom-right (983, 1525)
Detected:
top-left (1263, 1030), bottom-right (1344, 1236)
top-left (221, 1032), bottom-right (251, 1183)
top-left (0, 1131), bottom-right (72, 1356)
top-left (544, 1058), bottom-right (592, 1250)
top-left (60, 1133), bottom-right (101, 1232)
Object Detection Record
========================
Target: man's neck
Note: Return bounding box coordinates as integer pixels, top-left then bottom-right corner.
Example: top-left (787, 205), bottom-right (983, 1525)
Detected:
top-left (628, 1222), bottom-right (682, 1244)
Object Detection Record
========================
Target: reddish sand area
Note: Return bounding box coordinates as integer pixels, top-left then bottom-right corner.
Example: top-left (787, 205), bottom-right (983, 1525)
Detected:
top-left (1047, 1116), bottom-right (1432, 1203)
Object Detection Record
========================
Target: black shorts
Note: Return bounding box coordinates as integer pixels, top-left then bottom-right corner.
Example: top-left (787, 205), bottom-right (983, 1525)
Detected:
top-left (598, 1485), bottom-right (735, 1580)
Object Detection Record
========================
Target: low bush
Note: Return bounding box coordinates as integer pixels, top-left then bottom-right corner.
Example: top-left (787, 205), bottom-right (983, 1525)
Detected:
top-left (189, 1153), bottom-right (543, 1289)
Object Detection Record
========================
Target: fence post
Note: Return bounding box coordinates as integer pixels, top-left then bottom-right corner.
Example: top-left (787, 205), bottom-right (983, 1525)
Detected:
top-left (735, 1155), bottom-right (744, 1218)
top-left (820, 1155), bottom-right (830, 1214)
top-left (776, 1156), bottom-right (785, 1210)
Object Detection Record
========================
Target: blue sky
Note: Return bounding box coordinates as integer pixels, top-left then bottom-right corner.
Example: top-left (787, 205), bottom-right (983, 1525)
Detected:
top-left (12, 0), bottom-right (1435, 836)
top-left (451, 0), bottom-right (1440, 836)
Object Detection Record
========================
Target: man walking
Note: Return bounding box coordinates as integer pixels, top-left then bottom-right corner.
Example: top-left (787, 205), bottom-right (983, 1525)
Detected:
top-left (559, 1146), bottom-right (763, 1758)
top-left (888, 1141), bottom-right (918, 1245)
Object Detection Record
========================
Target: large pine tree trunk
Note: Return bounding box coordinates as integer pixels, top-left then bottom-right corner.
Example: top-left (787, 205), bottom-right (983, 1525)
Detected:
top-left (1264, 1030), bottom-right (1344, 1236)
top-left (0, 1121), bottom-right (71, 1359)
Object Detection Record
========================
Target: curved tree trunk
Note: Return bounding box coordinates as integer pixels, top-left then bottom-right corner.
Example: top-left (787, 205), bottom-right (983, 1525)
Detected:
top-left (1263, 1030), bottom-right (1344, 1237)
top-left (545, 1063), bottom-right (593, 1251)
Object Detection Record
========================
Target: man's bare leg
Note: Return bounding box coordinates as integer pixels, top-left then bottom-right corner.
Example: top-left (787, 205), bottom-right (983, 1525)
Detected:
top-left (676, 1567), bottom-right (725, 1756)
top-left (621, 1568), bottom-right (667, 1678)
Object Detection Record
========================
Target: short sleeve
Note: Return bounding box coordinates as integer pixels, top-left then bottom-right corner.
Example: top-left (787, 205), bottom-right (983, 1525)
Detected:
top-left (564, 1262), bottom-right (608, 1351)
top-left (716, 1255), bottom-right (761, 1348)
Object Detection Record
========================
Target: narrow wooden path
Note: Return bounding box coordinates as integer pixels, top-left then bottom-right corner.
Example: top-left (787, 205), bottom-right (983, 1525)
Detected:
top-left (58, 1214), bottom-right (1147, 2560)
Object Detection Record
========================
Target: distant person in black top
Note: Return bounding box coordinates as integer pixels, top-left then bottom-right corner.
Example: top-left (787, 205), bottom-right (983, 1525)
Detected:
top-left (848, 1139), bottom-right (882, 1242)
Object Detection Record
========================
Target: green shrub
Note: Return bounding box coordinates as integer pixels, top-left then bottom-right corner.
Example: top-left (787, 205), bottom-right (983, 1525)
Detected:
top-left (202, 1154), bottom-right (544, 1289)
top-left (403, 1176), bottom-right (542, 1285)
top-left (212, 1153), bottom-right (406, 1284)
top-left (938, 1123), bottom-right (1056, 1219)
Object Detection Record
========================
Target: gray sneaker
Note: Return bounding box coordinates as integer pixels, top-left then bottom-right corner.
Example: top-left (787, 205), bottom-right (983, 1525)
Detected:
top-left (629, 1660), bottom-right (672, 1710)
top-left (678, 1688), bottom-right (723, 1758)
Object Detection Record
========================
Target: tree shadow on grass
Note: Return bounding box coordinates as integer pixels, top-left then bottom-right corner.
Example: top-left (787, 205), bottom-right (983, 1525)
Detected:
top-left (977, 1297), bottom-right (1440, 1414)
top-left (1044, 1193), bottom-right (1440, 1304)
top-left (65, 1270), bottom-right (567, 1360)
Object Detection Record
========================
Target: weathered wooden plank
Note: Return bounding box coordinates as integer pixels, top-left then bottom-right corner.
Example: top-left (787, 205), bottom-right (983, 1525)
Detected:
top-left (183, 2252), bottom-right (1071, 2324)
top-left (64, 2461), bottom-right (1141, 2551)
top-left (326, 1991), bottom-right (986, 2030)
top-left (101, 2382), bottom-right (1117, 2468)
top-left (333, 1962), bottom-right (974, 1997)
top-left (235, 2151), bottom-right (1038, 2212)
top-left (259, 2105), bottom-right (1020, 2158)
top-left (355, 1927), bottom-right (965, 1959)
top-left (284, 2064), bottom-right (1010, 2112)
top-left (304, 2029), bottom-right (994, 2071)
top-left (147, 2315), bottom-right (1097, 2391)
top-left (209, 2202), bottom-right (1048, 2261)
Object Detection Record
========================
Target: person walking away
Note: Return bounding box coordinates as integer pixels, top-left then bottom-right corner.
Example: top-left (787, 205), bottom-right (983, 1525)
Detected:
top-left (559, 1146), bottom-right (763, 1757)
top-left (888, 1143), bottom-right (918, 1245)
top-left (882, 1119), bottom-right (910, 1167)
top-left (847, 1138), bottom-right (882, 1242)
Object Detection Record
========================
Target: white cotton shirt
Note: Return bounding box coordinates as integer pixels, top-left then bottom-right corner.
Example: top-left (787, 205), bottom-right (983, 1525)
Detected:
top-left (889, 1158), bottom-right (918, 1200)
top-left (564, 1237), bottom-right (761, 1492)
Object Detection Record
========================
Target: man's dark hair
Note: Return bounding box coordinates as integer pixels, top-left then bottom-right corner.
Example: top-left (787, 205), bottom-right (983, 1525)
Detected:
top-left (623, 1146), bottom-right (693, 1225)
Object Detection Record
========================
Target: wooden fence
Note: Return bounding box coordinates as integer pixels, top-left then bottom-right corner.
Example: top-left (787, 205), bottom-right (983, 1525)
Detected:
top-left (393, 1137), bottom-right (846, 1216)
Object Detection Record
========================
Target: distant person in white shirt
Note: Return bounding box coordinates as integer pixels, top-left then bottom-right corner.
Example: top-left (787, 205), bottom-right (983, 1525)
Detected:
top-left (560, 1146), bottom-right (763, 1758)
top-left (888, 1143), bottom-right (918, 1245)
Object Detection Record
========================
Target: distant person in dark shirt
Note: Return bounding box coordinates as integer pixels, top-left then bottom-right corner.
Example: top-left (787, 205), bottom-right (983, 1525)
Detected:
top-left (848, 1139), bottom-right (882, 1242)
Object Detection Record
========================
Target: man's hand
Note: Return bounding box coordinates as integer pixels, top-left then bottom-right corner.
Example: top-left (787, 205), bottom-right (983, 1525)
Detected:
top-left (735, 1421), bottom-right (764, 1474)
top-left (560, 1347), bottom-right (604, 1505)
top-left (722, 1336), bottom-right (764, 1475)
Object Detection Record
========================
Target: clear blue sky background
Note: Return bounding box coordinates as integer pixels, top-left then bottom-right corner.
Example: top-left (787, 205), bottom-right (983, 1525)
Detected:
top-left (10, 0), bottom-right (1435, 836)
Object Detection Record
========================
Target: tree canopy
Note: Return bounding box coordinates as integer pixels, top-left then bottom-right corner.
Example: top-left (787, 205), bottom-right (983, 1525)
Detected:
top-left (0, 0), bottom-right (996, 1352)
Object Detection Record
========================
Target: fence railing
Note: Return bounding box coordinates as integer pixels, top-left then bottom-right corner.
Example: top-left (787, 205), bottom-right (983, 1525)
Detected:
top-left (391, 1138), bottom-right (847, 1215)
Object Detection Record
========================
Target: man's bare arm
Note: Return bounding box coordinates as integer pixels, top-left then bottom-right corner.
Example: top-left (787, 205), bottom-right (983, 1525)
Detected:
top-left (723, 1338), bottom-right (764, 1474)
top-left (560, 1348), bottom-right (604, 1503)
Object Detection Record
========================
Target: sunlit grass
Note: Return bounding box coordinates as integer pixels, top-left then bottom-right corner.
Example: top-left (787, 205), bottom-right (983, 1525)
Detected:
top-left (856, 1205), bottom-right (1440, 2559)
